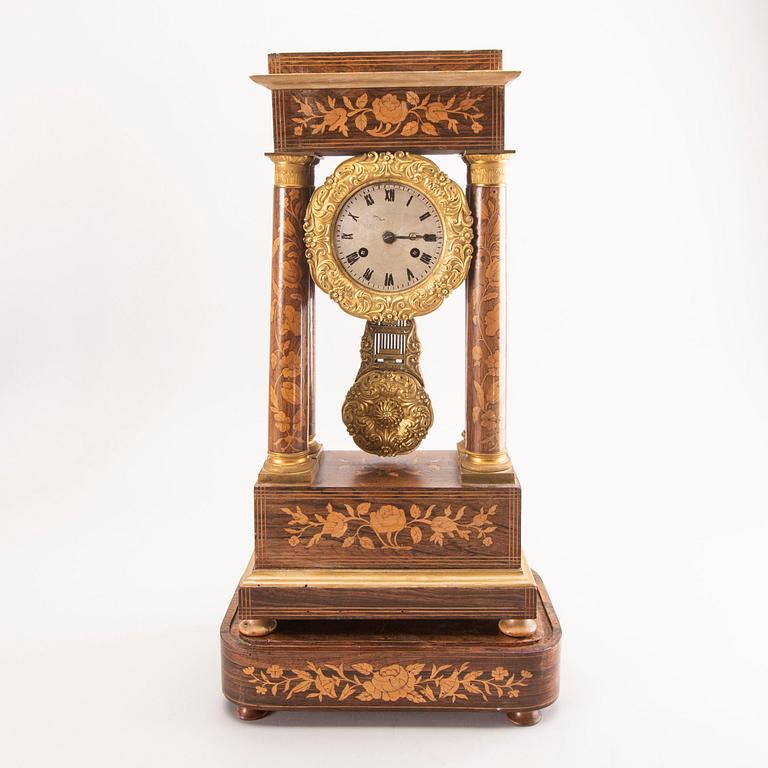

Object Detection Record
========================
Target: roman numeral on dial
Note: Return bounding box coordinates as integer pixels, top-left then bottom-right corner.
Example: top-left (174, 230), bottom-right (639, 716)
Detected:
top-left (334, 183), bottom-right (442, 292)
top-left (346, 247), bottom-right (368, 265)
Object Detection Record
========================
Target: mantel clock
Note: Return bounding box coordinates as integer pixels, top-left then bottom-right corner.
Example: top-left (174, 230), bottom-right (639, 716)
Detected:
top-left (220, 50), bottom-right (562, 727)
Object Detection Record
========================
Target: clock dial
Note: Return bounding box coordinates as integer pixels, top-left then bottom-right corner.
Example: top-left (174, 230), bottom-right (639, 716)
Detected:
top-left (333, 182), bottom-right (444, 292)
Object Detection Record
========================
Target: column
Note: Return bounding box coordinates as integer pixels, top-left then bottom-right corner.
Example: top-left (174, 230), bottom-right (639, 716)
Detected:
top-left (259, 153), bottom-right (319, 483)
top-left (459, 152), bottom-right (515, 481)
top-left (307, 279), bottom-right (320, 457)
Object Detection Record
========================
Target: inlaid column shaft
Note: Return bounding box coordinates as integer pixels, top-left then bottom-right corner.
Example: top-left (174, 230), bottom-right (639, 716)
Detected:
top-left (308, 279), bottom-right (319, 456)
top-left (260, 154), bottom-right (319, 482)
top-left (460, 152), bottom-right (514, 479)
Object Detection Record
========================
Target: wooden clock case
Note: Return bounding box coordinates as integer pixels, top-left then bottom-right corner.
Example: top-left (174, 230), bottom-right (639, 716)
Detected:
top-left (220, 50), bottom-right (561, 726)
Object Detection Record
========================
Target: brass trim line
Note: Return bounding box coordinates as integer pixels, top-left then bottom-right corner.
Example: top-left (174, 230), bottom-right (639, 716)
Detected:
top-left (463, 152), bottom-right (515, 186)
top-left (263, 448), bottom-right (312, 467)
top-left (251, 70), bottom-right (521, 91)
top-left (240, 553), bottom-right (535, 590)
top-left (266, 153), bottom-right (319, 188)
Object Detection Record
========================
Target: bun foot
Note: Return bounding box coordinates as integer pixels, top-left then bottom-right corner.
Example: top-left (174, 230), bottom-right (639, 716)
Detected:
top-left (236, 706), bottom-right (272, 721)
top-left (498, 618), bottom-right (537, 638)
top-left (507, 709), bottom-right (542, 727)
top-left (239, 618), bottom-right (277, 637)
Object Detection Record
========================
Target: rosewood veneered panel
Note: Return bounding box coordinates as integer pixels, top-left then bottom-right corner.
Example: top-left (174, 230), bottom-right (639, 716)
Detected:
top-left (272, 86), bottom-right (503, 155)
top-left (255, 451), bottom-right (521, 569)
top-left (238, 582), bottom-right (537, 621)
top-left (267, 50), bottom-right (504, 74)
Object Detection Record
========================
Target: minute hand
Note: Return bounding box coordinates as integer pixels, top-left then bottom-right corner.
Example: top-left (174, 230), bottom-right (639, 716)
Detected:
top-left (382, 231), bottom-right (437, 244)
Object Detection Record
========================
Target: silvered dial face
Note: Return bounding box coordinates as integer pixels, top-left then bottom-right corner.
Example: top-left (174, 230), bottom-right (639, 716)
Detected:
top-left (333, 182), bottom-right (444, 292)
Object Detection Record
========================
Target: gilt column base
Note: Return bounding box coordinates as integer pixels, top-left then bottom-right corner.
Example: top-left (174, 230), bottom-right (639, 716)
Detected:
top-left (258, 450), bottom-right (318, 485)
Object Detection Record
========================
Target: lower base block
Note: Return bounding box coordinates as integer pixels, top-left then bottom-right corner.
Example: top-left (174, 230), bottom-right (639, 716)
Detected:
top-left (221, 572), bottom-right (560, 721)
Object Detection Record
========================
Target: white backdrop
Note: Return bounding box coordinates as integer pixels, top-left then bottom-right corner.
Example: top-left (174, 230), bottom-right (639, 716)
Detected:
top-left (2, 2), bottom-right (767, 766)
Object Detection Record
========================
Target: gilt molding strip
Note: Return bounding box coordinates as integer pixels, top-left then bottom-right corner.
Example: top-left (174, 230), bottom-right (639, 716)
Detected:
top-left (251, 70), bottom-right (521, 91)
top-left (239, 554), bottom-right (535, 590)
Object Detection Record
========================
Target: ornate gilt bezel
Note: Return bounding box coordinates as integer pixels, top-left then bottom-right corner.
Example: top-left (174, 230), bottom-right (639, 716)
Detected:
top-left (304, 151), bottom-right (473, 321)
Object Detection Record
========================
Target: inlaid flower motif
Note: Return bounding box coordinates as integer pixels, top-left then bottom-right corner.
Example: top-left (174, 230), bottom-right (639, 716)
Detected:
top-left (266, 665), bottom-right (283, 679)
top-left (273, 410), bottom-right (291, 434)
top-left (480, 409), bottom-right (498, 430)
top-left (369, 504), bottom-right (407, 534)
top-left (314, 671), bottom-right (337, 698)
top-left (430, 515), bottom-right (458, 534)
top-left (278, 351), bottom-right (302, 379)
top-left (321, 510), bottom-right (348, 538)
top-left (281, 259), bottom-right (302, 287)
top-left (483, 310), bottom-right (500, 337)
top-left (438, 671), bottom-right (460, 698)
top-left (363, 664), bottom-right (417, 702)
top-left (425, 100), bottom-right (449, 123)
top-left (372, 94), bottom-right (408, 124)
top-left (322, 107), bottom-right (348, 132)
top-left (491, 666), bottom-right (509, 681)
top-left (281, 305), bottom-right (302, 336)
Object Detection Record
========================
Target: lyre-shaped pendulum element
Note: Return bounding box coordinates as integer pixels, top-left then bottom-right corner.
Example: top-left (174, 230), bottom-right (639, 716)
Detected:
top-left (342, 320), bottom-right (434, 456)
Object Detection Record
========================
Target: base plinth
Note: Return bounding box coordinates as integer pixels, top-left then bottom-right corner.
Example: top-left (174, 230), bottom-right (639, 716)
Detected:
top-left (221, 571), bottom-right (560, 721)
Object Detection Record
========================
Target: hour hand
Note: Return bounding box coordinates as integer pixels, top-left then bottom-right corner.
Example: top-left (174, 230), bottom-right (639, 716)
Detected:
top-left (382, 231), bottom-right (437, 244)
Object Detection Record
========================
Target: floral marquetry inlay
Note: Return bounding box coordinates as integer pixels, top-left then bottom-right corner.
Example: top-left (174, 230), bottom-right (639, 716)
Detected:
top-left (466, 185), bottom-right (506, 452)
top-left (291, 91), bottom-right (486, 139)
top-left (283, 502), bottom-right (498, 552)
top-left (267, 188), bottom-right (312, 453)
top-left (243, 662), bottom-right (533, 704)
